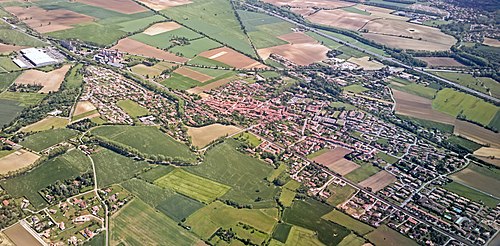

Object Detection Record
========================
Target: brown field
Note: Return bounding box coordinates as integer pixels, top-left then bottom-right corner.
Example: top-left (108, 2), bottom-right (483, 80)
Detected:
top-left (0, 232), bottom-right (15, 246)
top-left (5, 6), bottom-right (93, 33)
top-left (290, 8), bottom-right (316, 16)
top-left (0, 150), bottom-right (40, 175)
top-left (483, 37), bottom-right (500, 48)
top-left (474, 147), bottom-right (500, 158)
top-left (417, 57), bottom-right (465, 67)
top-left (187, 124), bottom-right (241, 148)
top-left (77, 0), bottom-right (147, 14)
top-left (408, 3), bottom-right (448, 16)
top-left (327, 158), bottom-right (360, 175)
top-left (257, 32), bottom-right (329, 66)
top-left (112, 38), bottom-right (188, 63)
top-left (131, 62), bottom-right (175, 77)
top-left (359, 170), bottom-right (396, 192)
top-left (263, 0), bottom-right (354, 9)
top-left (136, 0), bottom-right (192, 11)
top-left (348, 56), bottom-right (384, 70)
top-left (186, 77), bottom-right (234, 95)
top-left (3, 223), bottom-right (43, 246)
top-left (143, 22), bottom-right (181, 36)
top-left (474, 156), bottom-right (500, 168)
top-left (451, 167), bottom-right (500, 197)
top-left (0, 43), bottom-right (25, 53)
top-left (363, 33), bottom-right (453, 51)
top-left (312, 147), bottom-right (352, 164)
top-left (198, 47), bottom-right (266, 69)
top-left (74, 101), bottom-right (97, 116)
top-left (393, 89), bottom-right (455, 124)
top-left (308, 9), bottom-right (374, 31)
top-left (14, 65), bottom-right (71, 93)
top-left (174, 67), bottom-right (213, 82)
top-left (454, 120), bottom-right (500, 148)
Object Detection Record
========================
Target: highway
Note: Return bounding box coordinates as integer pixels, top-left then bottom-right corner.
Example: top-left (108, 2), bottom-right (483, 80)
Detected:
top-left (244, 3), bottom-right (500, 105)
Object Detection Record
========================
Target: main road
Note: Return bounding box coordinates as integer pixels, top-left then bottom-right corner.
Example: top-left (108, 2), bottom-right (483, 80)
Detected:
top-left (244, 3), bottom-right (500, 105)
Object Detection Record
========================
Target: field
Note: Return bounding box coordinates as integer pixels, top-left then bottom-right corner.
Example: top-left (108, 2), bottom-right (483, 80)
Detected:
top-left (363, 32), bottom-right (453, 51)
top-left (139, 165), bottom-right (174, 182)
top-left (14, 65), bottom-right (72, 93)
top-left (264, 0), bottom-right (353, 9)
top-left (161, 72), bottom-right (202, 90)
top-left (143, 22), bottom-right (181, 35)
top-left (186, 76), bottom-right (235, 95)
top-left (322, 210), bottom-right (374, 235)
top-left (344, 163), bottom-right (381, 183)
top-left (136, 0), bottom-right (191, 11)
top-left (0, 149), bottom-right (40, 175)
top-left (234, 131), bottom-right (262, 148)
top-left (168, 37), bottom-right (222, 58)
top-left (285, 226), bottom-right (324, 246)
top-left (91, 125), bottom-right (197, 162)
top-left (483, 37), bottom-right (500, 48)
top-left (237, 10), bottom-right (296, 49)
top-left (389, 79), bottom-right (437, 99)
top-left (343, 84), bottom-right (369, 94)
top-left (20, 128), bottom-right (78, 152)
top-left (20, 116), bottom-right (69, 133)
top-left (454, 120), bottom-right (500, 148)
top-left (358, 170), bottom-right (396, 192)
top-left (174, 67), bottom-right (213, 82)
top-left (0, 91), bottom-right (46, 107)
top-left (417, 57), bottom-right (465, 67)
top-left (376, 152), bottom-right (400, 165)
top-left (0, 149), bottom-right (91, 209)
top-left (450, 163), bottom-right (500, 198)
top-left (116, 99), bottom-right (149, 118)
top-left (325, 184), bottom-right (356, 207)
top-left (131, 62), bottom-right (174, 78)
top-left (279, 188), bottom-right (296, 207)
top-left (154, 168), bottom-right (231, 203)
top-left (311, 148), bottom-right (358, 175)
top-left (433, 88), bottom-right (499, 127)
top-left (444, 182), bottom-right (499, 208)
top-left (111, 198), bottom-right (199, 245)
top-left (257, 32), bottom-right (329, 66)
top-left (338, 233), bottom-right (366, 246)
top-left (0, 99), bottom-right (23, 127)
top-left (198, 47), bottom-right (265, 69)
top-left (348, 56), bottom-right (384, 70)
top-left (272, 223), bottom-right (292, 243)
top-left (92, 148), bottom-right (149, 188)
top-left (366, 225), bottom-right (418, 246)
top-left (76, 0), bottom-right (147, 14)
top-left (393, 89), bottom-right (456, 125)
top-left (310, 30), bottom-right (388, 57)
top-left (3, 223), bottom-right (42, 246)
top-left (187, 123), bottom-right (241, 148)
top-left (431, 71), bottom-right (500, 99)
top-left (474, 147), bottom-right (500, 165)
top-left (130, 25), bottom-right (203, 49)
top-left (447, 135), bottom-right (482, 152)
top-left (112, 38), bottom-right (188, 63)
top-left (0, 71), bottom-right (21, 92)
top-left (0, 21), bottom-right (46, 47)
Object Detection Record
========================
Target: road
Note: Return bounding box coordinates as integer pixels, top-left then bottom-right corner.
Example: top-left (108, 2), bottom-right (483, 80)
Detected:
top-left (244, 3), bottom-right (500, 105)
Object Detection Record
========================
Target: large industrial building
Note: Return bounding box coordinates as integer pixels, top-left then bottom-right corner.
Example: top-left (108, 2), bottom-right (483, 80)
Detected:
top-left (13, 48), bottom-right (58, 68)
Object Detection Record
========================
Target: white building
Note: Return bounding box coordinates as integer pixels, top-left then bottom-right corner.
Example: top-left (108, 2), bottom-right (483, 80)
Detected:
top-left (20, 48), bottom-right (57, 67)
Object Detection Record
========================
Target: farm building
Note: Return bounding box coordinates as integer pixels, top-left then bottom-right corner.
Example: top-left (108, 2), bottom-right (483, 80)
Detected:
top-left (20, 48), bottom-right (58, 67)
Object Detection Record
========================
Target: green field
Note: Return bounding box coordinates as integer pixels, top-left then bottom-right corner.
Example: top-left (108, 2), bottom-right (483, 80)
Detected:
top-left (279, 188), bottom-right (295, 207)
top-left (163, 0), bottom-right (257, 57)
top-left (186, 140), bottom-right (279, 207)
top-left (0, 56), bottom-right (21, 72)
top-left (0, 99), bottom-right (23, 127)
top-left (91, 125), bottom-right (196, 162)
top-left (0, 149), bottom-right (91, 209)
top-left (316, 30), bottom-right (388, 57)
top-left (343, 84), bottom-right (369, 94)
top-left (285, 226), bottom-right (324, 246)
top-left (111, 198), bottom-right (199, 245)
top-left (21, 117), bottom-right (68, 132)
top-left (116, 99), bottom-right (149, 118)
top-left (64, 64), bottom-right (84, 89)
top-left (283, 199), bottom-right (350, 246)
top-left (154, 168), bottom-right (231, 203)
top-left (344, 164), bottom-right (380, 183)
top-left (443, 182), bottom-right (499, 208)
top-left (389, 80), bottom-right (437, 99)
top-left (161, 72), bottom-right (201, 90)
top-left (366, 225), bottom-right (418, 246)
top-left (138, 165), bottom-right (174, 183)
top-left (130, 27), bottom-right (203, 49)
top-left (0, 22), bottom-right (46, 47)
top-left (447, 135), bottom-right (482, 152)
top-left (330, 101), bottom-right (357, 110)
top-left (238, 10), bottom-right (296, 49)
top-left (272, 223), bottom-right (292, 243)
top-left (188, 55), bottom-right (232, 68)
top-left (432, 71), bottom-right (500, 99)
top-left (0, 92), bottom-right (46, 107)
top-left (397, 114), bottom-right (454, 133)
top-left (325, 184), bottom-right (356, 206)
top-left (20, 128), bottom-right (78, 152)
top-left (306, 31), bottom-right (343, 50)
top-left (338, 233), bottom-right (366, 246)
top-left (169, 37), bottom-right (222, 58)
top-left (118, 15), bottom-right (166, 33)
top-left (0, 71), bottom-right (21, 92)
top-left (155, 194), bottom-right (205, 222)
top-left (322, 210), bottom-right (374, 235)
top-left (432, 88), bottom-right (499, 127)
top-left (92, 148), bottom-right (149, 188)
top-left (376, 152), bottom-right (400, 164)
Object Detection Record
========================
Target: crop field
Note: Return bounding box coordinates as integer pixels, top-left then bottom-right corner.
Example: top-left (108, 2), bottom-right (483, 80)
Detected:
top-left (454, 120), bottom-right (500, 148)
top-left (117, 15), bottom-right (166, 33)
top-left (111, 198), bottom-right (199, 245)
top-left (0, 56), bottom-right (21, 72)
top-left (325, 184), bottom-right (356, 207)
top-left (154, 168), bottom-right (231, 203)
top-left (76, 0), bottom-right (148, 14)
top-left (313, 30), bottom-right (388, 57)
top-left (344, 163), bottom-right (380, 183)
top-left (131, 63), bottom-right (173, 78)
top-left (0, 149), bottom-right (91, 209)
top-left (417, 57), bottom-right (465, 68)
top-left (174, 67), bottom-right (214, 82)
top-left (187, 123), bottom-right (241, 148)
top-left (20, 116), bottom-right (69, 133)
top-left (91, 125), bottom-right (197, 162)
top-left (0, 149), bottom-right (40, 175)
top-left (311, 147), bottom-right (352, 164)
top-left (20, 128), bottom-right (78, 152)
top-left (444, 182), bottom-right (499, 208)
top-left (338, 233), bottom-right (366, 246)
top-left (343, 84), bottom-right (369, 94)
top-left (309, 9), bottom-right (375, 31)
top-left (116, 99), bottom-right (149, 118)
top-left (113, 38), bottom-right (188, 63)
top-left (393, 89), bottom-right (456, 125)
top-left (0, 21), bottom-right (46, 47)
top-left (161, 72), bottom-right (202, 90)
top-left (433, 88), bottom-right (499, 127)
top-left (272, 223), bottom-right (292, 243)
top-left (198, 47), bottom-right (265, 69)
top-left (168, 37), bottom-right (222, 58)
top-left (450, 163), bottom-right (500, 198)
top-left (474, 147), bottom-right (500, 163)
top-left (283, 199), bottom-right (350, 246)
top-left (389, 79), bottom-right (437, 99)
top-left (142, 22), bottom-right (181, 35)
top-left (237, 10), bottom-right (295, 49)
top-left (363, 33), bottom-right (453, 51)
top-left (366, 225), bottom-right (418, 246)
top-left (322, 210), bottom-right (374, 235)
top-left (186, 76), bottom-right (235, 94)
top-left (483, 37), bottom-right (500, 48)
top-left (155, 194), bottom-right (204, 222)
top-left (136, 0), bottom-right (192, 11)
top-left (348, 56), bottom-right (384, 70)
top-left (358, 170), bottom-right (397, 192)
top-left (0, 99), bottom-right (23, 127)
top-left (163, 0), bottom-right (257, 57)
top-left (92, 148), bottom-right (149, 188)
top-left (138, 165), bottom-right (174, 182)
top-left (279, 188), bottom-right (295, 207)
top-left (185, 201), bottom-right (279, 239)
top-left (130, 26), bottom-right (203, 49)
top-left (0, 43), bottom-right (25, 54)
top-left (284, 226), bottom-right (324, 246)
top-left (0, 70), bottom-right (21, 92)
top-left (187, 140), bottom-right (279, 207)
top-left (0, 91), bottom-right (46, 107)
top-left (431, 71), bottom-right (500, 99)
top-left (447, 135), bottom-right (482, 152)
top-left (3, 223), bottom-right (42, 246)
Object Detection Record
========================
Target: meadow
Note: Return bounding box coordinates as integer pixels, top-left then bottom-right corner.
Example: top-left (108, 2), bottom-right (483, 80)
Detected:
top-left (238, 10), bottom-right (295, 49)
top-left (272, 223), bottom-right (292, 243)
top-left (443, 182), bottom-right (499, 208)
top-left (344, 163), bottom-right (380, 183)
top-left (0, 92), bottom-right (46, 107)
top-left (0, 56), bottom-right (21, 72)
top-left (138, 165), bottom-right (174, 183)
top-left (168, 38), bottom-right (222, 58)
top-left (92, 148), bottom-right (149, 188)
top-left (366, 225), bottom-right (418, 246)
top-left (285, 226), bottom-right (325, 246)
top-left (432, 71), bottom-right (500, 99)
top-left (0, 99), bottom-right (23, 127)
top-left (389, 79), bottom-right (437, 99)
top-left (116, 99), bottom-right (149, 118)
top-left (279, 188), bottom-right (295, 207)
top-left (0, 21), bottom-right (46, 47)
top-left (325, 184), bottom-right (356, 206)
top-left (322, 210), bottom-right (374, 235)
top-left (161, 73), bottom-right (201, 90)
top-left (0, 71), bottom-right (21, 92)
top-left (20, 128), bottom-right (78, 152)
top-left (21, 117), bottom-right (69, 133)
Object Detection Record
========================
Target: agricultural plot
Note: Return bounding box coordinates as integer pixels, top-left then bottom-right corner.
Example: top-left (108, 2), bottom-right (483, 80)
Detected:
top-left (325, 184), bottom-right (356, 207)
top-left (263, 0), bottom-right (354, 9)
top-left (0, 43), bottom-right (23, 54)
top-left (338, 233), bottom-right (366, 246)
top-left (112, 38), bottom-right (188, 63)
top-left (431, 71), bottom-right (500, 99)
top-left (0, 71), bottom-right (21, 92)
top-left (234, 131), bottom-right (262, 148)
top-left (311, 30), bottom-right (388, 57)
top-left (130, 25), bottom-right (203, 49)
top-left (454, 120), bottom-right (500, 148)
top-left (136, 0), bottom-right (192, 11)
top-left (343, 84), bottom-right (369, 94)
top-left (444, 182), bottom-right (499, 208)
top-left (272, 223), bottom-right (292, 243)
top-left (20, 116), bottom-right (69, 132)
top-left (117, 15), bottom-right (166, 33)
top-left (366, 225), bottom-right (418, 246)
top-left (20, 128), bottom-right (78, 152)
top-left (483, 37), bottom-right (500, 48)
top-left (131, 62), bottom-right (174, 78)
top-left (311, 148), bottom-right (357, 175)
top-left (3, 223), bottom-right (43, 246)
top-left (0, 99), bottom-right (23, 127)
top-left (0, 149), bottom-right (39, 175)
top-left (358, 170), bottom-right (396, 192)
top-left (76, 0), bottom-right (148, 14)
top-left (198, 47), bottom-right (266, 69)
top-left (138, 165), bottom-right (174, 182)
top-left (154, 168), bottom-right (231, 203)
top-left (161, 72), bottom-right (202, 90)
top-left (279, 188), bottom-right (295, 207)
top-left (173, 67), bottom-right (214, 82)
top-left (0, 91), bottom-right (46, 107)
top-left (285, 226), bottom-right (324, 246)
top-left (111, 198), bottom-right (199, 245)
top-left (389, 79), bottom-right (437, 99)
top-left (417, 57), bottom-right (465, 68)
top-left (116, 99), bottom-right (149, 118)
top-left (344, 163), bottom-right (380, 183)
top-left (393, 89), bottom-right (456, 125)
top-left (0, 57), bottom-right (21, 72)
top-left (322, 210), bottom-right (374, 235)
top-left (237, 10), bottom-right (296, 49)
top-left (168, 37), bottom-right (222, 58)
top-left (450, 163), bottom-right (500, 198)
top-left (91, 125), bottom-right (197, 162)
top-left (348, 56), bottom-right (384, 70)
top-left (0, 21), bottom-right (46, 47)
top-left (187, 123), bottom-right (241, 148)
top-left (0, 149), bottom-right (91, 209)
top-left (447, 135), bottom-right (482, 152)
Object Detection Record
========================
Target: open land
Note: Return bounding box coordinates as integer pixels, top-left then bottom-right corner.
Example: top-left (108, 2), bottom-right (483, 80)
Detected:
top-left (143, 21), bottom-right (181, 35)
top-left (285, 226), bottom-right (324, 246)
top-left (483, 37), bottom-right (500, 48)
top-left (454, 120), bottom-right (500, 148)
top-left (366, 225), bottom-right (418, 246)
top-left (131, 62), bottom-right (174, 77)
top-left (77, 0), bottom-right (148, 14)
top-left (20, 116), bottom-right (69, 132)
top-left (112, 38), bottom-right (188, 63)
top-left (322, 210), bottom-right (374, 235)
top-left (73, 101), bottom-right (97, 116)
top-left (3, 223), bottom-right (42, 246)
top-left (14, 65), bottom-right (71, 93)
top-left (431, 71), bottom-right (500, 99)
top-left (186, 76), bottom-right (235, 95)
top-left (198, 47), bottom-right (266, 69)
top-left (363, 33), bottom-right (453, 51)
top-left (450, 164), bottom-right (500, 198)
top-left (348, 56), bottom-right (384, 70)
top-left (20, 128), bottom-right (78, 152)
top-left (358, 170), bottom-right (397, 192)
top-left (136, 0), bottom-right (192, 11)
top-left (444, 182), bottom-right (499, 208)
top-left (174, 67), bottom-right (213, 82)
top-left (0, 149), bottom-right (40, 175)
top-left (417, 57), bottom-right (465, 67)
top-left (187, 123), bottom-right (241, 148)
top-left (474, 147), bottom-right (500, 159)
top-left (0, 43), bottom-right (25, 54)
top-left (393, 89), bottom-right (456, 125)
top-left (311, 147), bottom-right (352, 164)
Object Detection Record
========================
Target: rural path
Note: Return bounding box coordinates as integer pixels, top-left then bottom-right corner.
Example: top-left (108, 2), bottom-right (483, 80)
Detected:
top-left (245, 3), bottom-right (500, 105)
top-left (87, 153), bottom-right (109, 246)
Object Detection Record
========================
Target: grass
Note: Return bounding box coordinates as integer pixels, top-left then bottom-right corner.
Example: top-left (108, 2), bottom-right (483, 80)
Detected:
top-left (306, 31), bottom-right (343, 50)
top-left (338, 233), bottom-right (366, 246)
top-left (0, 149), bottom-right (91, 209)
top-left (161, 72), bottom-right (202, 90)
top-left (396, 114), bottom-right (454, 133)
top-left (279, 188), bottom-right (295, 207)
top-left (138, 165), bottom-right (174, 183)
top-left (0, 99), bottom-right (23, 127)
top-left (154, 168), bottom-right (231, 203)
top-left (343, 84), bottom-right (369, 94)
top-left (344, 163), bottom-right (380, 183)
top-left (188, 55), bottom-right (231, 68)
top-left (268, 164), bottom-right (288, 181)
top-left (447, 135), bottom-right (482, 152)
top-left (366, 225), bottom-right (418, 246)
top-left (443, 182), bottom-right (499, 208)
top-left (91, 125), bottom-right (196, 162)
top-left (286, 226), bottom-right (324, 246)
top-left (169, 38), bottom-right (222, 58)
top-left (233, 131), bottom-right (262, 148)
top-left (284, 180), bottom-right (301, 191)
top-left (237, 10), bottom-right (296, 49)
top-left (130, 27), bottom-right (203, 49)
top-left (283, 199), bottom-right (351, 246)
top-left (272, 223), bottom-right (292, 243)
top-left (322, 210), bottom-right (374, 235)
top-left (20, 128), bottom-right (78, 152)
top-left (0, 91), bottom-right (46, 107)
top-left (389, 81), bottom-right (437, 99)
top-left (48, 22), bottom-right (126, 46)
top-left (330, 102), bottom-right (356, 110)
top-left (186, 140), bottom-right (279, 207)
top-left (0, 56), bottom-right (21, 72)
top-left (432, 71), bottom-right (500, 99)
top-left (118, 15), bottom-right (166, 33)
top-left (342, 6), bottom-right (371, 16)
top-left (21, 117), bottom-right (68, 132)
top-left (64, 63), bottom-right (84, 89)
top-left (92, 148), bottom-right (149, 188)
top-left (260, 71), bottom-right (280, 79)
top-left (155, 194), bottom-right (205, 222)
top-left (0, 27), bottom-right (46, 47)
top-left (111, 198), bottom-right (199, 245)
top-left (325, 184), bottom-right (356, 206)
top-left (116, 99), bottom-right (149, 118)
top-left (317, 30), bottom-right (388, 57)
top-left (432, 88), bottom-right (498, 127)
top-left (423, 19), bottom-right (452, 27)
top-left (307, 148), bottom-right (330, 159)
top-left (0, 71), bottom-right (21, 92)
top-left (376, 152), bottom-right (400, 164)
top-left (185, 201), bottom-right (278, 239)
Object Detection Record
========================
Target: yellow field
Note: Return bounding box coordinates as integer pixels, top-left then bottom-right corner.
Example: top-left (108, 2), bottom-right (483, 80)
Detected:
top-left (347, 56), bottom-right (384, 70)
top-left (0, 149), bottom-right (40, 174)
top-left (474, 147), bottom-right (500, 158)
top-left (20, 116), bottom-right (69, 132)
top-left (187, 124), bottom-right (241, 148)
